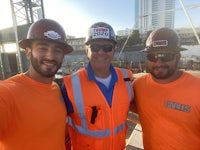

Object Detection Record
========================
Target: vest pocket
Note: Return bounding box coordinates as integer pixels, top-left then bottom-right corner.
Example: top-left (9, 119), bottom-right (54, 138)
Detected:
top-left (85, 105), bottom-right (105, 130)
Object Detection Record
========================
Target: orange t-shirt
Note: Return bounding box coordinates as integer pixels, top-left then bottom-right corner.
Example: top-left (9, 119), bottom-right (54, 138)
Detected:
top-left (133, 72), bottom-right (200, 150)
top-left (0, 74), bottom-right (67, 150)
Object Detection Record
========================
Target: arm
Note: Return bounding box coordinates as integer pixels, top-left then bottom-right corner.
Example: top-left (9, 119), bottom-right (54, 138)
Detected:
top-left (61, 83), bottom-right (74, 114)
top-left (0, 86), bottom-right (14, 138)
top-left (61, 83), bottom-right (72, 150)
top-left (128, 76), bottom-right (140, 124)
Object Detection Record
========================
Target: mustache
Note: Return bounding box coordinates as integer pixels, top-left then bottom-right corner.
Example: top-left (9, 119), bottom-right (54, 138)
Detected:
top-left (152, 65), bottom-right (169, 69)
top-left (41, 59), bottom-right (58, 65)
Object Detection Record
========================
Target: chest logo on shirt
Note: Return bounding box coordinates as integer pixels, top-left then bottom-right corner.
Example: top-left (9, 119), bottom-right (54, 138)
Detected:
top-left (165, 101), bottom-right (191, 112)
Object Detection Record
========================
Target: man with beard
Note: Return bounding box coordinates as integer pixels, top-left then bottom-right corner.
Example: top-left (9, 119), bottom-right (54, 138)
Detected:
top-left (132, 27), bottom-right (200, 150)
top-left (0, 19), bottom-right (73, 150)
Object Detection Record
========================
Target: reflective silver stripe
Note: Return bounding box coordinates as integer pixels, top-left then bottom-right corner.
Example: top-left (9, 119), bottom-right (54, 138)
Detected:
top-left (68, 117), bottom-right (110, 138)
top-left (114, 122), bottom-right (126, 135)
top-left (70, 72), bottom-right (111, 137)
top-left (71, 73), bottom-right (87, 128)
top-left (69, 70), bottom-right (128, 138)
top-left (120, 68), bottom-right (133, 101)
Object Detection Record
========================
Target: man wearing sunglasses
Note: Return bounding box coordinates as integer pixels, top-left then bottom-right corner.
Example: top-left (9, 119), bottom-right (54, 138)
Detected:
top-left (61, 22), bottom-right (134, 150)
top-left (133, 27), bottom-right (200, 150)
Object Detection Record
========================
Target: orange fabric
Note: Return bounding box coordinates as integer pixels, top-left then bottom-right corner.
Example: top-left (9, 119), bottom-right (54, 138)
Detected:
top-left (63, 68), bottom-right (133, 150)
top-left (0, 74), bottom-right (67, 150)
top-left (133, 72), bottom-right (200, 150)
top-left (65, 124), bottom-right (71, 150)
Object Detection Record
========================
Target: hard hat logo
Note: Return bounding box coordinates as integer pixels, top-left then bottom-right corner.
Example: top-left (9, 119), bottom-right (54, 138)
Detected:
top-left (44, 30), bottom-right (61, 40)
top-left (152, 40), bottom-right (168, 48)
top-left (143, 27), bottom-right (187, 52)
top-left (85, 22), bottom-right (117, 45)
top-left (18, 18), bottom-right (73, 54)
top-left (91, 27), bottom-right (110, 40)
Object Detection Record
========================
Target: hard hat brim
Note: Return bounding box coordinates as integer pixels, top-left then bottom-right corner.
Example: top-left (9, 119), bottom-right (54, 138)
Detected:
top-left (85, 38), bottom-right (117, 45)
top-left (140, 46), bottom-right (187, 52)
top-left (19, 39), bottom-right (73, 54)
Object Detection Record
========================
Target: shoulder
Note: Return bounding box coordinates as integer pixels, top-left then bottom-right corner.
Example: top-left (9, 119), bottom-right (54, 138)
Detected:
top-left (133, 73), bottom-right (149, 85)
top-left (183, 71), bottom-right (200, 83)
top-left (0, 81), bottom-right (15, 100)
top-left (114, 67), bottom-right (132, 77)
top-left (1, 75), bottom-right (22, 90)
top-left (63, 68), bottom-right (88, 84)
top-left (52, 81), bottom-right (60, 89)
top-left (5, 74), bottom-right (23, 82)
top-left (134, 73), bottom-right (149, 80)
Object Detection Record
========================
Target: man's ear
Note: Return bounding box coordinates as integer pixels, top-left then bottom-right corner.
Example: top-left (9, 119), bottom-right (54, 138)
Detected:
top-left (176, 53), bottom-right (181, 60)
top-left (25, 48), bottom-right (31, 60)
top-left (85, 46), bottom-right (89, 55)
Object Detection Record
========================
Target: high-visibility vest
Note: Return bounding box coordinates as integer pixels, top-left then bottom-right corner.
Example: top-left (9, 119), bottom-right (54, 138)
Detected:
top-left (63, 67), bottom-right (133, 150)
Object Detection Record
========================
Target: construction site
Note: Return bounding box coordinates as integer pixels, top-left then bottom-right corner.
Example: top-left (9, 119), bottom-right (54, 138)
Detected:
top-left (1, 1), bottom-right (200, 150)
top-left (1, 0), bottom-right (200, 80)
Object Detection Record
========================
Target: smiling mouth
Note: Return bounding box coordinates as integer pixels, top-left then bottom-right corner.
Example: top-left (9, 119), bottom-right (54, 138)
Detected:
top-left (42, 61), bottom-right (57, 69)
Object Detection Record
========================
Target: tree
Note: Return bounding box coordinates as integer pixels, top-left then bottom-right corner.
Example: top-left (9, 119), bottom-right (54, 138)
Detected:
top-left (127, 30), bottom-right (141, 46)
top-left (142, 30), bottom-right (152, 45)
top-left (116, 29), bottom-right (142, 49)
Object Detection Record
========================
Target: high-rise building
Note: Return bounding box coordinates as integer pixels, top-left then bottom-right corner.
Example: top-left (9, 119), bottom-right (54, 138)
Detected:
top-left (135, 0), bottom-right (175, 33)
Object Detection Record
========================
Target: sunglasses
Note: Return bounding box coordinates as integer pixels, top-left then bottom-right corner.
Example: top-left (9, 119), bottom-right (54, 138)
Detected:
top-left (89, 44), bottom-right (113, 53)
top-left (146, 53), bottom-right (176, 62)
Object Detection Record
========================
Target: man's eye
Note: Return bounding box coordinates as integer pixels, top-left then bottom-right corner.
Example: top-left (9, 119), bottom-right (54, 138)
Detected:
top-left (54, 48), bottom-right (63, 53)
top-left (37, 47), bottom-right (48, 52)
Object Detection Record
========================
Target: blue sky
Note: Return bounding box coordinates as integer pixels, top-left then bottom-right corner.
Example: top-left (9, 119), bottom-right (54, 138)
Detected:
top-left (44, 0), bottom-right (200, 37)
top-left (43, 0), bottom-right (135, 37)
top-left (1, 0), bottom-right (200, 37)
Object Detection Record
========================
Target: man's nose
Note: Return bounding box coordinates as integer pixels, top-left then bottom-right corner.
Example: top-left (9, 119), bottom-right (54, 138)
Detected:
top-left (45, 49), bottom-right (55, 59)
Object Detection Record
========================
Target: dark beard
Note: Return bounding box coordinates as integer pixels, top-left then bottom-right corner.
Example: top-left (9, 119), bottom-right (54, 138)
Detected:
top-left (30, 54), bottom-right (61, 78)
top-left (149, 65), bottom-right (176, 79)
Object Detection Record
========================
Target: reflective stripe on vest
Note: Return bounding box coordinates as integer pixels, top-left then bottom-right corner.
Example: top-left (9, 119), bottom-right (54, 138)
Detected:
top-left (68, 117), bottom-right (110, 138)
top-left (120, 68), bottom-right (133, 101)
top-left (68, 69), bottom-right (132, 138)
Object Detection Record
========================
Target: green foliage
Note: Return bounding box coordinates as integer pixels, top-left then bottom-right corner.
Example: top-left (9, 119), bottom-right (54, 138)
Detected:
top-left (116, 30), bottom-right (142, 50)
top-left (142, 30), bottom-right (152, 45)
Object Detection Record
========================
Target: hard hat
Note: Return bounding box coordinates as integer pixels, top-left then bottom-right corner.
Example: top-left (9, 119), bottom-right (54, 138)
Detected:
top-left (85, 22), bottom-right (117, 45)
top-left (144, 27), bottom-right (187, 52)
top-left (19, 18), bottom-right (73, 54)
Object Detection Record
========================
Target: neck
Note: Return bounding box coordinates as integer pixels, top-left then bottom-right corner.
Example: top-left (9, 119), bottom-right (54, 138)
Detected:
top-left (93, 68), bottom-right (111, 78)
top-left (25, 71), bottom-right (54, 84)
top-left (152, 70), bottom-right (183, 84)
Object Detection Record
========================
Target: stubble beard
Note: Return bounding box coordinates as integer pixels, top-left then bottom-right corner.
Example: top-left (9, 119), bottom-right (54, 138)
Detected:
top-left (30, 55), bottom-right (61, 78)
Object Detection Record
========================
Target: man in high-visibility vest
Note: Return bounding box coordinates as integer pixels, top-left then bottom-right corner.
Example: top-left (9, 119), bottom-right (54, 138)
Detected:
top-left (61, 22), bottom-right (134, 150)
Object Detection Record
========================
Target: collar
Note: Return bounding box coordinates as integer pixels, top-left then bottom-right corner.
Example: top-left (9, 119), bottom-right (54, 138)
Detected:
top-left (86, 63), bottom-right (118, 83)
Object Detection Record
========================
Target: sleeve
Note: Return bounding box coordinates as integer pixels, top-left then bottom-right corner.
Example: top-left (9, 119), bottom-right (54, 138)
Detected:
top-left (0, 85), bottom-right (14, 138)
top-left (61, 83), bottom-right (74, 114)
top-left (128, 69), bottom-right (133, 82)
top-left (127, 69), bottom-right (134, 101)
top-left (130, 78), bottom-right (140, 113)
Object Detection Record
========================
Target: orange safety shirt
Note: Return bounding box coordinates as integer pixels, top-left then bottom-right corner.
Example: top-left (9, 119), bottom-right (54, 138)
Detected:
top-left (133, 72), bottom-right (200, 150)
top-left (63, 67), bottom-right (133, 150)
top-left (0, 74), bottom-right (67, 150)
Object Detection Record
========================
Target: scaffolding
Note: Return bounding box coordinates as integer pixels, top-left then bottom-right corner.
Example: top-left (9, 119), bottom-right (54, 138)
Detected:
top-left (8, 0), bottom-right (44, 74)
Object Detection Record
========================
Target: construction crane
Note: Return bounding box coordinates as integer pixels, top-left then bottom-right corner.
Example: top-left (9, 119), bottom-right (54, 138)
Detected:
top-left (9, 0), bottom-right (45, 73)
